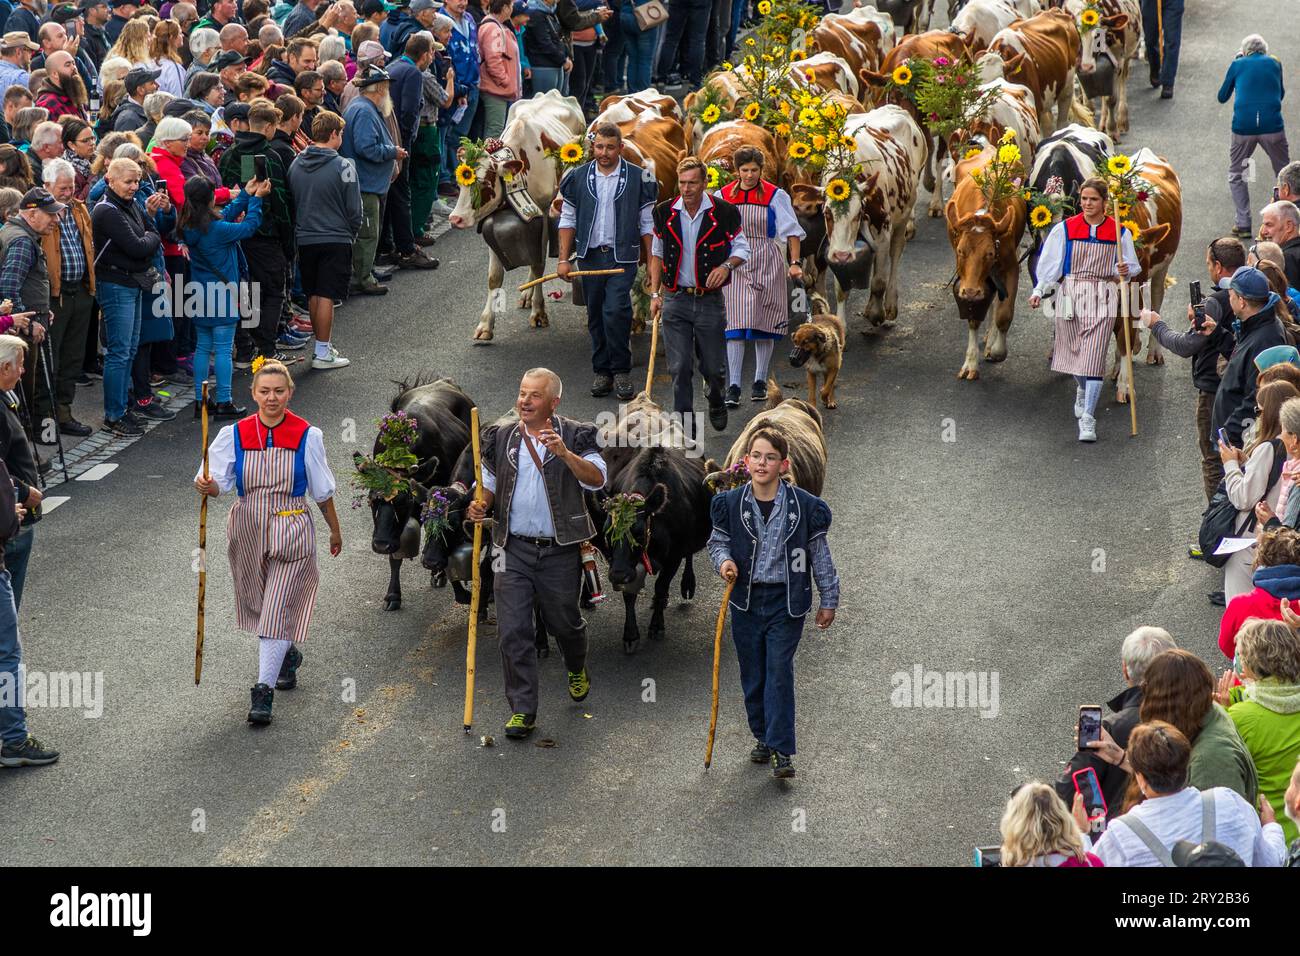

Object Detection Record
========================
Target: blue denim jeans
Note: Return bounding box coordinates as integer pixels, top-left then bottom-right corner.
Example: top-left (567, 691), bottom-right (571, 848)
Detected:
top-left (1141, 0), bottom-right (1183, 88)
top-left (621, 10), bottom-right (661, 92)
top-left (194, 324), bottom-right (236, 404)
top-left (3, 525), bottom-right (33, 610)
top-left (531, 65), bottom-right (566, 95)
top-left (730, 582), bottom-right (805, 754)
top-left (99, 280), bottom-right (143, 422)
top-left (0, 570), bottom-right (27, 746)
top-left (579, 247), bottom-right (637, 376)
top-left (440, 86), bottom-right (481, 185)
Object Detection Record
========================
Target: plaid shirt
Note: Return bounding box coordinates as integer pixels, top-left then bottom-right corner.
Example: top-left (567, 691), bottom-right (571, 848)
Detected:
top-left (56, 207), bottom-right (86, 286)
top-left (0, 233), bottom-right (37, 312)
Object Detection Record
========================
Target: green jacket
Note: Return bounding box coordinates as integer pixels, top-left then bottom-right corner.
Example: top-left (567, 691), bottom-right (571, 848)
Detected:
top-left (1230, 681), bottom-right (1300, 843)
top-left (217, 131), bottom-right (295, 255)
top-left (1189, 702), bottom-right (1259, 807)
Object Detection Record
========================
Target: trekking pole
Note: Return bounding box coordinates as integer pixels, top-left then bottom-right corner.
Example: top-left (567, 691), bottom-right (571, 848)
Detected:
top-left (38, 337), bottom-right (68, 482)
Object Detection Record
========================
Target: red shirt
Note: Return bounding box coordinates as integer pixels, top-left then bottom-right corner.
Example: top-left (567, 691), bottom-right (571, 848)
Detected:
top-left (1219, 586), bottom-right (1287, 659)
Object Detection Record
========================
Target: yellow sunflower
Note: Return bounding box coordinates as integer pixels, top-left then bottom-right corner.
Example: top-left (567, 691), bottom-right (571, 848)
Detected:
top-left (775, 122), bottom-right (792, 137)
top-left (701, 104), bottom-right (722, 124)
top-left (808, 153), bottom-right (825, 167)
top-left (798, 107), bottom-right (822, 127)
top-left (1107, 154), bottom-right (1132, 175)
top-left (892, 65), bottom-right (912, 85)
top-left (1122, 219), bottom-right (1141, 236)
top-left (745, 36), bottom-right (756, 47)
top-left (250, 354), bottom-right (267, 374)
top-left (789, 48), bottom-right (802, 61)
top-left (779, 100), bottom-right (792, 116)
top-left (788, 141), bottom-right (811, 160)
top-left (743, 102), bottom-right (761, 121)
top-left (1117, 203), bottom-right (1131, 217)
top-left (721, 61), bottom-right (733, 71)
top-left (1080, 8), bottom-right (1100, 26)
top-left (707, 167), bottom-right (720, 189)
top-left (757, 0), bottom-right (771, 12)
top-left (841, 134), bottom-right (856, 149)
top-left (999, 127), bottom-right (1016, 144)
top-left (804, 69), bottom-right (816, 83)
top-left (812, 133), bottom-right (827, 151)
top-left (558, 142), bottom-right (584, 164)
top-left (963, 146), bottom-right (982, 160)
top-left (1029, 205), bottom-right (1052, 228)
top-left (455, 163), bottom-right (476, 186)
top-left (997, 144), bottom-right (1021, 165)
top-left (826, 178), bottom-right (851, 203)
top-left (820, 102), bottom-right (839, 120)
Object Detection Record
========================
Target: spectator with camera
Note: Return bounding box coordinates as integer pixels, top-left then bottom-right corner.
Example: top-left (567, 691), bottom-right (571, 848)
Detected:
top-left (1212, 266), bottom-right (1288, 451)
top-left (999, 782), bottom-right (1103, 866)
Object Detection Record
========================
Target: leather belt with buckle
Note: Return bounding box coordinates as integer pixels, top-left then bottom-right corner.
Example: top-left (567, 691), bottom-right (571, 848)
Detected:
top-left (670, 286), bottom-right (713, 297)
top-left (511, 533), bottom-right (557, 548)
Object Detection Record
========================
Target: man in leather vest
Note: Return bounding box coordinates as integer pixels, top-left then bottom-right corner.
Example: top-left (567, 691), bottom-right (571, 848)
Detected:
top-left (467, 368), bottom-right (607, 740)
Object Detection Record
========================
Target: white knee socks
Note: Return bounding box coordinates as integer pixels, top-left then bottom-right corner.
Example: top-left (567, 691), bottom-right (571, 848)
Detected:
top-left (752, 340), bottom-right (774, 384)
top-left (257, 637), bottom-right (292, 687)
top-left (726, 341), bottom-right (745, 388)
top-left (1084, 378), bottom-right (1102, 416)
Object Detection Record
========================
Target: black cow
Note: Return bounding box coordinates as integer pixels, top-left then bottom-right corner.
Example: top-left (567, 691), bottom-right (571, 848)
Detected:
top-left (1025, 124), bottom-right (1113, 284)
top-left (361, 377), bottom-right (472, 611)
top-left (589, 403), bottom-right (711, 654)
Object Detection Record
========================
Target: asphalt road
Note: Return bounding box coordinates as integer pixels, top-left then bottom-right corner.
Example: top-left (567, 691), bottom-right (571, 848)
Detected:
top-left (1, 0), bottom-right (1285, 866)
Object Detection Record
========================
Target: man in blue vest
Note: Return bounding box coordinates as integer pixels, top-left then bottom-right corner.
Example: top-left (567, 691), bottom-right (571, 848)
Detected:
top-left (708, 428), bottom-right (838, 779)
top-left (557, 122), bottom-right (657, 401)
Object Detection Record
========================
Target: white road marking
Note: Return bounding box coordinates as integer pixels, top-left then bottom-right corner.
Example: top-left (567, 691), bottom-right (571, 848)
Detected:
top-left (40, 496), bottom-right (70, 514)
top-left (75, 463), bottom-right (118, 482)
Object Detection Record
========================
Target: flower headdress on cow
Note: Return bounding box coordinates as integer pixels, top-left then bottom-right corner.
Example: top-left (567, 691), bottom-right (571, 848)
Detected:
top-left (969, 128), bottom-right (1027, 208)
top-left (351, 410), bottom-right (421, 507)
top-left (1025, 173), bottom-right (1074, 234)
top-left (704, 457), bottom-right (751, 495)
top-left (1094, 152), bottom-right (1159, 247)
top-left (454, 136), bottom-right (495, 208)
top-left (1076, 0), bottom-right (1103, 34)
top-left (601, 492), bottom-right (646, 548)
top-left (544, 136), bottom-right (589, 176)
top-left (886, 55), bottom-right (1000, 141)
top-left (419, 486), bottom-right (456, 546)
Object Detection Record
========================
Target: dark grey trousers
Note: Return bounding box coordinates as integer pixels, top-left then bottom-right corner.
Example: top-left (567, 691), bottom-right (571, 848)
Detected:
top-left (663, 289), bottom-right (727, 420)
top-left (494, 536), bottom-right (588, 715)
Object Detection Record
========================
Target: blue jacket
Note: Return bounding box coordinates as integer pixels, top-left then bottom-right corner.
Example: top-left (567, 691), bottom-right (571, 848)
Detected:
top-left (387, 54), bottom-right (424, 148)
top-left (182, 191), bottom-right (263, 327)
top-left (445, 10), bottom-right (479, 95)
top-left (381, 9), bottom-right (420, 56)
top-left (558, 158), bottom-right (657, 263)
top-left (1218, 52), bottom-right (1286, 136)
top-left (340, 95), bottom-right (397, 194)
top-left (710, 484), bottom-right (832, 618)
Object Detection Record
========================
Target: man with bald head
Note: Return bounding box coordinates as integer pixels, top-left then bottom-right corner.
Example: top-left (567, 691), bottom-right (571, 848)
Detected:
top-left (32, 18), bottom-right (98, 100)
top-left (1260, 201), bottom-right (1300, 289)
top-left (218, 22), bottom-right (249, 58)
top-left (33, 50), bottom-right (87, 120)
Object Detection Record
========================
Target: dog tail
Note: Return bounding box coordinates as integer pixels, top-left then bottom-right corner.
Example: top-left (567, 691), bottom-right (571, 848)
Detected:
top-left (764, 378), bottom-right (784, 410)
top-left (809, 291), bottom-right (832, 315)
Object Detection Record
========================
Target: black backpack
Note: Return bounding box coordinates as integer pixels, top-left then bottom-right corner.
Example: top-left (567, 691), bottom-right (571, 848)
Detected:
top-left (1199, 438), bottom-right (1286, 568)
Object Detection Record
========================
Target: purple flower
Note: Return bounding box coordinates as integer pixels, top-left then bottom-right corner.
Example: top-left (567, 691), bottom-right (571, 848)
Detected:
top-left (933, 56), bottom-right (949, 66)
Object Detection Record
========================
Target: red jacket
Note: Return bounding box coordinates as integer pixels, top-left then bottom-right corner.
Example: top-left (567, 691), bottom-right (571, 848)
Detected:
top-left (34, 82), bottom-right (85, 122)
top-left (1219, 587), bottom-right (1287, 659)
top-left (150, 146), bottom-right (189, 258)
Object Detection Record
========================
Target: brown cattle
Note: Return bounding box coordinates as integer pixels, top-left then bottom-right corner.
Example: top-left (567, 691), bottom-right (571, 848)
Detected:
top-left (809, 6), bottom-right (895, 79)
top-left (595, 88), bottom-right (683, 124)
top-left (590, 94), bottom-right (687, 199)
top-left (698, 119), bottom-right (780, 184)
top-left (987, 9), bottom-right (1081, 137)
top-left (944, 147), bottom-right (1028, 380)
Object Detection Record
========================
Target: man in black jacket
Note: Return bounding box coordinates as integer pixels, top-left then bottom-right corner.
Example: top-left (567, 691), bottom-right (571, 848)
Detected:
top-left (648, 157), bottom-right (749, 436)
top-left (1260, 200), bottom-right (1300, 291)
top-left (79, 0), bottom-right (111, 71)
top-left (1140, 237), bottom-right (1242, 501)
top-left (1055, 626), bottom-right (1176, 828)
top-left (1211, 266), bottom-right (1288, 448)
top-left (0, 384), bottom-right (39, 608)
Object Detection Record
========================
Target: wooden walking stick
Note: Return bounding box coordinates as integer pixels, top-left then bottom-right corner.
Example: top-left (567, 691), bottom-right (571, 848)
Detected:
top-left (1114, 196), bottom-right (1138, 437)
top-left (463, 405), bottom-right (483, 732)
top-left (195, 381), bottom-right (209, 685)
top-left (644, 312), bottom-right (660, 400)
top-left (704, 577), bottom-right (736, 769)
top-left (517, 267), bottom-right (623, 292)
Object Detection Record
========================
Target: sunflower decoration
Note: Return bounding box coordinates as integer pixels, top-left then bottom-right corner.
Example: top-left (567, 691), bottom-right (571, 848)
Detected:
top-left (824, 176), bottom-right (853, 214)
top-left (1122, 219), bottom-right (1142, 237)
top-left (702, 104), bottom-right (721, 124)
top-left (559, 141), bottom-right (585, 164)
top-left (999, 127), bottom-right (1016, 144)
top-left (706, 166), bottom-right (720, 189)
top-left (788, 140), bottom-right (811, 160)
top-left (893, 56), bottom-right (999, 140)
top-left (970, 133), bottom-right (1028, 210)
top-left (892, 64), bottom-right (913, 86)
top-left (775, 121), bottom-right (792, 138)
top-left (742, 101), bottom-right (761, 122)
top-left (1093, 152), bottom-right (1156, 241)
top-left (997, 143), bottom-right (1021, 165)
top-left (745, 36), bottom-right (756, 47)
top-left (798, 106), bottom-right (822, 127)
top-left (706, 162), bottom-right (736, 191)
top-left (1024, 186), bottom-right (1073, 233)
top-left (963, 146), bottom-right (983, 161)
top-left (250, 354), bottom-right (267, 375)
top-left (1077, 1), bottom-right (1102, 32)
top-left (811, 133), bottom-right (827, 151)
top-left (1107, 154), bottom-right (1132, 176)
top-left (757, 0), bottom-right (771, 13)
top-left (455, 163), bottom-right (476, 187)
top-left (1029, 204), bottom-right (1053, 229)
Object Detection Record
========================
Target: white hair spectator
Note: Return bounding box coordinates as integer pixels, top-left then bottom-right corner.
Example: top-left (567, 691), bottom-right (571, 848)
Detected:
top-left (431, 13), bottom-right (455, 33)
top-left (189, 26), bottom-right (221, 59)
top-left (317, 33), bottom-right (346, 63)
top-left (100, 56), bottom-right (132, 86)
top-left (1121, 626), bottom-right (1177, 684)
top-left (319, 59), bottom-right (346, 83)
top-left (258, 22), bottom-right (283, 47)
top-left (143, 90), bottom-right (174, 120)
top-left (154, 116), bottom-right (192, 143)
top-left (112, 142), bottom-right (144, 161)
top-left (523, 367), bottom-right (562, 399)
top-left (1264, 200), bottom-right (1300, 230)
top-left (40, 156), bottom-right (75, 184)
top-left (31, 120), bottom-right (62, 150)
top-left (0, 334), bottom-right (28, 371)
top-left (1241, 34), bottom-right (1268, 56)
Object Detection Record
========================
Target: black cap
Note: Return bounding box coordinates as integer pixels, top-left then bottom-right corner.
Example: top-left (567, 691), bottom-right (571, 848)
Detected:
top-left (212, 50), bottom-right (247, 71)
top-left (361, 0), bottom-right (389, 14)
top-left (224, 102), bottom-right (251, 123)
top-left (124, 65), bottom-right (162, 93)
top-left (163, 97), bottom-right (201, 118)
top-left (50, 4), bottom-right (82, 22)
top-left (19, 187), bottom-right (66, 215)
top-left (1171, 840), bottom-right (1247, 868)
top-left (354, 65), bottom-right (391, 88)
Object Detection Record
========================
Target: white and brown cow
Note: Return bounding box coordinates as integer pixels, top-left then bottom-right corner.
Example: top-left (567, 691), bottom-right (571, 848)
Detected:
top-left (811, 6), bottom-right (896, 79)
top-left (1064, 0), bottom-right (1139, 141)
top-left (787, 51), bottom-right (862, 102)
top-left (950, 0), bottom-right (1042, 54)
top-left (589, 90), bottom-right (687, 198)
top-left (1111, 147), bottom-right (1182, 400)
top-left (595, 87), bottom-right (683, 125)
top-left (945, 147), bottom-right (1028, 379)
top-left (944, 62), bottom-right (1041, 183)
top-left (447, 90), bottom-right (587, 341)
top-left (698, 119), bottom-right (781, 181)
top-left (682, 71), bottom-right (746, 153)
top-left (790, 104), bottom-right (926, 328)
top-left (987, 8), bottom-right (1080, 138)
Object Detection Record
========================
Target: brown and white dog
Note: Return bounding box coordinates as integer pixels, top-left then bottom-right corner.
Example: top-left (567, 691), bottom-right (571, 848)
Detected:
top-left (789, 294), bottom-right (847, 409)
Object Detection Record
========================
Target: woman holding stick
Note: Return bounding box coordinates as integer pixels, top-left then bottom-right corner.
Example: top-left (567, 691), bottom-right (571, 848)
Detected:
top-left (193, 358), bottom-right (343, 725)
top-left (1029, 177), bottom-right (1140, 443)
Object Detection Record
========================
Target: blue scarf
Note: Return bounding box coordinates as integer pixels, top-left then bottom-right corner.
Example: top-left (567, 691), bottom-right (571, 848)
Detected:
top-left (1252, 563), bottom-right (1300, 598)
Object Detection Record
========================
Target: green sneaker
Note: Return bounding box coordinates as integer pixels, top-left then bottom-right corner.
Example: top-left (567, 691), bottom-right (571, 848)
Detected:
top-left (504, 713), bottom-right (537, 739)
top-left (567, 668), bottom-right (590, 702)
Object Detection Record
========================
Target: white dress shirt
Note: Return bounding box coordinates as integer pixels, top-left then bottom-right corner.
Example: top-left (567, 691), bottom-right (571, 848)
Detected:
top-left (651, 193), bottom-right (752, 287)
top-left (1033, 217), bottom-right (1141, 297)
top-left (198, 423), bottom-right (337, 503)
top-left (1092, 787), bottom-right (1286, 867)
top-left (481, 425), bottom-right (607, 538)
top-left (558, 161), bottom-right (655, 247)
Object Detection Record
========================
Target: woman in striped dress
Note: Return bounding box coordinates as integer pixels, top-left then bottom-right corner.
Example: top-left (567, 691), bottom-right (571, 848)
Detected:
top-left (193, 360), bottom-right (343, 725)
top-left (719, 147), bottom-right (805, 406)
top-left (1030, 178), bottom-right (1140, 443)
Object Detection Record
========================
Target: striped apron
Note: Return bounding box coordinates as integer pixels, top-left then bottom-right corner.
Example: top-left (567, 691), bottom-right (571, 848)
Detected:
top-left (722, 182), bottom-right (789, 340)
top-left (1051, 229), bottom-right (1121, 378)
top-left (227, 422), bottom-right (319, 644)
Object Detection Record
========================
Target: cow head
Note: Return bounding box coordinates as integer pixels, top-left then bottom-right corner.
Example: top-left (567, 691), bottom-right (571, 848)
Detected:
top-left (825, 169), bottom-right (879, 264)
top-left (946, 204), bottom-right (1015, 302)
top-left (419, 482), bottom-right (470, 573)
top-left (598, 485), bottom-right (668, 591)
top-left (448, 138), bottom-right (528, 229)
top-left (1078, 14), bottom-right (1126, 75)
top-left (358, 449), bottom-right (434, 558)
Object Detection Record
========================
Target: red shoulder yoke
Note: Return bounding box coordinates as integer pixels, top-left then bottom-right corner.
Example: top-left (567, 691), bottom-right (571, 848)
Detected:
top-left (236, 410), bottom-right (310, 449)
